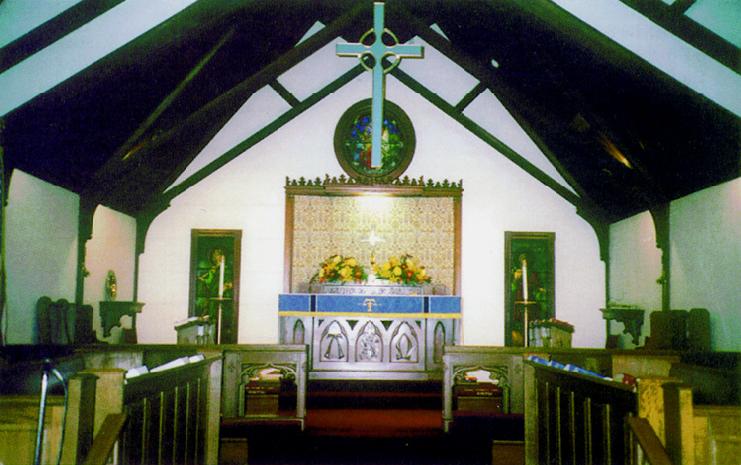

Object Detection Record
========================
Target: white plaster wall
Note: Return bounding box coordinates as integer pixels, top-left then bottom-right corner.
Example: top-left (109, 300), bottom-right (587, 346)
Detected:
top-left (138, 70), bottom-right (606, 347)
top-left (3, 170), bottom-right (79, 343)
top-left (84, 205), bottom-right (137, 342)
top-left (670, 178), bottom-right (741, 350)
top-left (608, 212), bottom-right (662, 346)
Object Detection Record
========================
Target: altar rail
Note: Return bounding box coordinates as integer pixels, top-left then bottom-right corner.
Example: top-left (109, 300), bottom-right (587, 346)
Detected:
top-left (221, 344), bottom-right (308, 429)
top-left (442, 346), bottom-right (682, 432)
top-left (0, 346), bottom-right (221, 465)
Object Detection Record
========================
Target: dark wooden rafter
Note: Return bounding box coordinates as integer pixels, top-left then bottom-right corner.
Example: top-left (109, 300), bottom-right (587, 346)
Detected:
top-left (0, 0), bottom-right (126, 73)
top-left (270, 80), bottom-right (301, 108)
top-left (669, 0), bottom-right (697, 15)
top-left (389, 66), bottom-right (579, 207)
top-left (454, 81), bottom-right (486, 113)
top-left (163, 64), bottom-right (365, 203)
top-left (519, 0), bottom-right (737, 81)
top-left (618, 0), bottom-right (738, 71)
top-left (96, 1), bottom-right (370, 215)
top-left (525, 46), bottom-right (670, 207)
top-left (120, 27), bottom-right (236, 162)
top-left (396, 9), bottom-right (598, 211)
top-left (82, 26), bottom-right (237, 202)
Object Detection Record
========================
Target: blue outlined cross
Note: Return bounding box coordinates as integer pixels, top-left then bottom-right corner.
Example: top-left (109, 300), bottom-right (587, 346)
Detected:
top-left (336, 2), bottom-right (423, 168)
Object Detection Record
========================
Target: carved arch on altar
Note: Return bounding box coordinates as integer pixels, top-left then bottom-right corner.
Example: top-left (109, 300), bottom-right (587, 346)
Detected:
top-left (284, 175), bottom-right (463, 295)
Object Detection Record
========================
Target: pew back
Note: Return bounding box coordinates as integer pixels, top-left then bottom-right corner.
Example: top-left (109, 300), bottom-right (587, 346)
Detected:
top-left (85, 354), bottom-right (223, 465)
top-left (524, 360), bottom-right (636, 465)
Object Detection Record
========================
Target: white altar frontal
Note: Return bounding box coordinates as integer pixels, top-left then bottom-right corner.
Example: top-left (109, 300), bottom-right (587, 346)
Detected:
top-left (278, 287), bottom-right (461, 380)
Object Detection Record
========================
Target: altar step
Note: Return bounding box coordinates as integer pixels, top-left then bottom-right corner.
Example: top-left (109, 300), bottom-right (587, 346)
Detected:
top-left (307, 379), bottom-right (442, 410)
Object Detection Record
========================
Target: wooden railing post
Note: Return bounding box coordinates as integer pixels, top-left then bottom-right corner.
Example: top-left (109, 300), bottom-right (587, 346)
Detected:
top-left (637, 377), bottom-right (676, 444)
top-left (663, 382), bottom-right (695, 465)
top-left (523, 361), bottom-right (538, 465)
top-left (87, 369), bottom-right (125, 435)
top-left (61, 372), bottom-right (98, 465)
top-left (204, 356), bottom-right (223, 465)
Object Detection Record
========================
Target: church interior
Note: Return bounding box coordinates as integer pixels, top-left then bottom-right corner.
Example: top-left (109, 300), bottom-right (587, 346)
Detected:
top-left (0, 1), bottom-right (738, 464)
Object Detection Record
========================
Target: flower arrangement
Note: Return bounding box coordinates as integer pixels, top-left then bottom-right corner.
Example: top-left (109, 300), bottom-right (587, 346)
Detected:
top-left (311, 254), bottom-right (367, 284)
top-left (373, 254), bottom-right (432, 285)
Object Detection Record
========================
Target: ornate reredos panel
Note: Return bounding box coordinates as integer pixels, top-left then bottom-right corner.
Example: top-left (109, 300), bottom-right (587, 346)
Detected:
top-left (285, 175), bottom-right (462, 295)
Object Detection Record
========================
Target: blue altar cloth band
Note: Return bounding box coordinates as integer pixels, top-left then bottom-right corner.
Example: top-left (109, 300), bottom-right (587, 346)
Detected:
top-left (278, 293), bottom-right (461, 314)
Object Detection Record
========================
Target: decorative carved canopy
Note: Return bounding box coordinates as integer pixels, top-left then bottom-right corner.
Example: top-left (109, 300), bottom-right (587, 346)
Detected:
top-left (285, 174), bottom-right (463, 198)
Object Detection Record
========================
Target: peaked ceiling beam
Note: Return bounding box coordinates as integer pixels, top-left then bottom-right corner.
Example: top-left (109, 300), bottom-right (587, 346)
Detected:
top-left (454, 82), bottom-right (486, 113)
top-left (394, 5), bottom-right (600, 215)
top-left (130, 63), bottom-right (366, 255)
top-left (390, 66), bottom-right (580, 208)
top-left (270, 80), bottom-right (301, 108)
top-left (163, 64), bottom-right (365, 204)
top-left (81, 26), bottom-right (236, 204)
top-left (119, 26), bottom-right (236, 162)
top-left (520, 42), bottom-right (670, 208)
top-left (0, 0), bottom-right (126, 73)
top-left (617, 0), bottom-right (737, 71)
top-left (90, 1), bottom-right (370, 214)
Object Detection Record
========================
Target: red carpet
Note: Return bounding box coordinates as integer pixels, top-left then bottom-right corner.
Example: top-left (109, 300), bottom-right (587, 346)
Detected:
top-left (305, 408), bottom-right (443, 438)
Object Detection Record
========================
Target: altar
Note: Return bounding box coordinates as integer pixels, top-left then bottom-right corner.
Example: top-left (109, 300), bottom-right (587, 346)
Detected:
top-left (277, 40), bottom-right (465, 377)
top-left (278, 289), bottom-right (461, 380)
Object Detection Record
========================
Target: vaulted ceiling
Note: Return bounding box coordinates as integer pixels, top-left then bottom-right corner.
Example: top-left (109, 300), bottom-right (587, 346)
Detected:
top-left (1, 0), bottom-right (738, 226)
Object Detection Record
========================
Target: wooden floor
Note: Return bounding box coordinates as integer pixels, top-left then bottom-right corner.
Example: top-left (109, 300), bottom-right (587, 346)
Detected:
top-left (220, 380), bottom-right (523, 465)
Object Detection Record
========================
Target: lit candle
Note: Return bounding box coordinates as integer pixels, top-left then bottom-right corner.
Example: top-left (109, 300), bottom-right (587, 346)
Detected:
top-left (522, 258), bottom-right (528, 302)
top-left (218, 256), bottom-right (225, 299)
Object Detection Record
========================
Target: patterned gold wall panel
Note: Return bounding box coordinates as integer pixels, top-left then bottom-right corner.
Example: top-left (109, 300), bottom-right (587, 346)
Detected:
top-left (291, 195), bottom-right (456, 293)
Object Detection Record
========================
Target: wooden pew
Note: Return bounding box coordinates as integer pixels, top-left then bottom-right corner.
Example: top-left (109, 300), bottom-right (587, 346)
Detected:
top-left (76, 353), bottom-right (223, 465)
top-left (524, 353), bottom-right (741, 465)
top-left (524, 359), bottom-right (636, 465)
top-left (0, 346), bottom-right (221, 465)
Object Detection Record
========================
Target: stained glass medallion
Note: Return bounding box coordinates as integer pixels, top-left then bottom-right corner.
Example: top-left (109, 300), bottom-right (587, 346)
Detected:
top-left (334, 99), bottom-right (415, 182)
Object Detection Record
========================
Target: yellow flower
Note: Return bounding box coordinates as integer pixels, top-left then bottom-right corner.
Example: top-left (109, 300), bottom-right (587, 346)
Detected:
top-left (390, 256), bottom-right (399, 266)
top-left (345, 258), bottom-right (357, 267)
top-left (332, 255), bottom-right (342, 264)
top-left (393, 266), bottom-right (402, 276)
top-left (339, 266), bottom-right (351, 279)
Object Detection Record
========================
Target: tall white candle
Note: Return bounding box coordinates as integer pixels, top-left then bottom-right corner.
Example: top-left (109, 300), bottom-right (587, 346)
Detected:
top-left (522, 258), bottom-right (528, 302)
top-left (218, 256), bottom-right (225, 299)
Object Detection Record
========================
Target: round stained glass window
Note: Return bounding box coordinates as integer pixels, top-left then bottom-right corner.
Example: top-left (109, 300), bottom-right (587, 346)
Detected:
top-left (333, 99), bottom-right (416, 182)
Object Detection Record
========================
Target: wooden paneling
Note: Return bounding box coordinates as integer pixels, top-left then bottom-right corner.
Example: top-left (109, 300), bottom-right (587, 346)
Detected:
top-left (693, 406), bottom-right (741, 465)
top-left (0, 396), bottom-right (66, 465)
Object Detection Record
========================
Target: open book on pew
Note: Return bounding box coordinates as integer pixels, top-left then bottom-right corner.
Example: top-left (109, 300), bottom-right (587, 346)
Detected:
top-left (125, 353), bottom-right (205, 379)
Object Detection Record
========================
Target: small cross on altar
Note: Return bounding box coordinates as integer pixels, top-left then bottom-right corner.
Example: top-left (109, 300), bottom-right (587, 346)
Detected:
top-left (362, 229), bottom-right (384, 266)
top-left (336, 2), bottom-right (423, 168)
